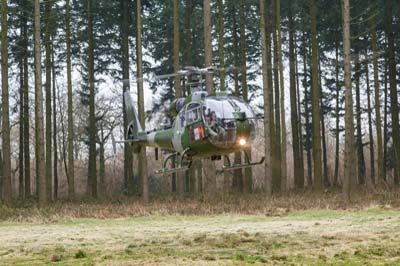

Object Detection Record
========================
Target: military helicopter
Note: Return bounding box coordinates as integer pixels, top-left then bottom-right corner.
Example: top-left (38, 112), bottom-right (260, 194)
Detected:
top-left (124, 66), bottom-right (265, 175)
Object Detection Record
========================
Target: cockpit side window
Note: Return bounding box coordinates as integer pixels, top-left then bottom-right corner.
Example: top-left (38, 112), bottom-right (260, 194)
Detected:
top-left (176, 106), bottom-right (186, 130)
top-left (186, 103), bottom-right (201, 125)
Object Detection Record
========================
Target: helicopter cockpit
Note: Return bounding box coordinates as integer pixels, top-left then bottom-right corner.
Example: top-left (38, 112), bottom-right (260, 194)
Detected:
top-left (173, 95), bottom-right (257, 150)
top-left (202, 97), bottom-right (257, 148)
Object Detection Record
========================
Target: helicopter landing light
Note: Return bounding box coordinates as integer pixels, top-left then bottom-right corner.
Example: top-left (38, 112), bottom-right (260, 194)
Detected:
top-left (239, 138), bottom-right (247, 146)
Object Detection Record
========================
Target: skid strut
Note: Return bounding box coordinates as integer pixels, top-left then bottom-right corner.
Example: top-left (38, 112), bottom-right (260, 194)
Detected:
top-left (155, 148), bottom-right (193, 176)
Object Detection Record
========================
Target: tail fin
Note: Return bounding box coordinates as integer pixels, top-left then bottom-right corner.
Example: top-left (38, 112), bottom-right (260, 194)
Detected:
top-left (124, 91), bottom-right (143, 141)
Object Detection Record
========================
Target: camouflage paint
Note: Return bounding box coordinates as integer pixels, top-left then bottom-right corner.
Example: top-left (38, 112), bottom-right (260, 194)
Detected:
top-left (127, 92), bottom-right (257, 159)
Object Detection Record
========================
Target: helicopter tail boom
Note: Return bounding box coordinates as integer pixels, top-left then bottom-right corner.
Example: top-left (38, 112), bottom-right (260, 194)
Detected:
top-left (124, 91), bottom-right (144, 152)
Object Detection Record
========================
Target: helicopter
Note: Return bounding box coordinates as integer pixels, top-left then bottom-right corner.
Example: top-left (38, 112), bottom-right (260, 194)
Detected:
top-left (124, 66), bottom-right (265, 175)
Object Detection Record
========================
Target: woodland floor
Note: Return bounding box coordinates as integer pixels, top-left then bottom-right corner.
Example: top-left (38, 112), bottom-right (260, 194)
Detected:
top-left (1, 201), bottom-right (400, 265)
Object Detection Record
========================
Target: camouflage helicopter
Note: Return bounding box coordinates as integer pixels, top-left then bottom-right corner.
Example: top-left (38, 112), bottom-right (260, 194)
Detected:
top-left (124, 66), bottom-right (265, 175)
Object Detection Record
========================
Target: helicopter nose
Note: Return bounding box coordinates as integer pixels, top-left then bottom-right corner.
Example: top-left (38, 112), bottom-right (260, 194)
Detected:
top-left (234, 117), bottom-right (254, 148)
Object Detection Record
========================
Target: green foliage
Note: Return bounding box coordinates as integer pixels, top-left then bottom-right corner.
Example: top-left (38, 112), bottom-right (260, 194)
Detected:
top-left (233, 252), bottom-right (268, 263)
top-left (74, 250), bottom-right (87, 259)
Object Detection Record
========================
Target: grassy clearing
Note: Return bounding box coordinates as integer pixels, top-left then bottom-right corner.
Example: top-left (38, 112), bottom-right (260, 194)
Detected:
top-left (1, 208), bottom-right (400, 265)
top-left (1, 189), bottom-right (400, 265)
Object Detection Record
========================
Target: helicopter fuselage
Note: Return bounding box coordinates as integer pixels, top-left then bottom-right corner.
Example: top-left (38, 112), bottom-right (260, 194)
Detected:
top-left (137, 91), bottom-right (257, 160)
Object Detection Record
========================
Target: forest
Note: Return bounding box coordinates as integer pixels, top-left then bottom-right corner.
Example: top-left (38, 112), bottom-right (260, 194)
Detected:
top-left (1, 0), bottom-right (400, 265)
top-left (0, 0), bottom-right (399, 204)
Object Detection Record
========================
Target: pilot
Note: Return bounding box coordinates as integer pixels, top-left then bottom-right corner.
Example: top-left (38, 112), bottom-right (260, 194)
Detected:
top-left (192, 109), bottom-right (199, 121)
top-left (210, 111), bottom-right (217, 130)
top-left (205, 110), bottom-right (217, 137)
top-left (211, 111), bottom-right (226, 137)
top-left (204, 108), bottom-right (211, 125)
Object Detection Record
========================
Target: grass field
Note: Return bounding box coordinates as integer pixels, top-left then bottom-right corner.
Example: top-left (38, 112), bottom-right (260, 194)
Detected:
top-left (1, 206), bottom-right (400, 265)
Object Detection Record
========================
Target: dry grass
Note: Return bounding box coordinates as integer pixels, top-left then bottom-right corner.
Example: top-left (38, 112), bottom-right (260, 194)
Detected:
top-left (1, 187), bottom-right (400, 223)
top-left (1, 188), bottom-right (400, 265)
top-left (1, 208), bottom-right (400, 265)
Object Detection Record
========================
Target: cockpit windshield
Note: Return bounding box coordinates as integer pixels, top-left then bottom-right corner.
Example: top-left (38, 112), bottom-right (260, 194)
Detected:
top-left (203, 97), bottom-right (256, 148)
top-left (227, 98), bottom-right (255, 119)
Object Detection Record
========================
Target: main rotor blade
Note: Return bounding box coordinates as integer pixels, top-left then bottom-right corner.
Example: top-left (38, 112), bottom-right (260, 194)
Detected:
top-left (155, 66), bottom-right (241, 80)
top-left (155, 70), bottom-right (191, 80)
top-left (154, 73), bottom-right (181, 80)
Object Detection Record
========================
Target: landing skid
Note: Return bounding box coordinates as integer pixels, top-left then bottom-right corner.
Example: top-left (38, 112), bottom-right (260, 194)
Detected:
top-left (155, 149), bottom-right (265, 176)
top-left (155, 164), bottom-right (192, 176)
top-left (217, 152), bottom-right (265, 174)
top-left (218, 157), bottom-right (265, 173)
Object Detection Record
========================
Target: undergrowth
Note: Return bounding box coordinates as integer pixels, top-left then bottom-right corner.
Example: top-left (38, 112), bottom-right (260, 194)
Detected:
top-left (0, 187), bottom-right (399, 223)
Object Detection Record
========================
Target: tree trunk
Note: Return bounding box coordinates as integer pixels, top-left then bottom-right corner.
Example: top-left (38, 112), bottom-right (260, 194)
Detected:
top-left (0, 146), bottom-right (3, 198)
top-left (218, 0), bottom-right (225, 91)
top-left (203, 0), bottom-right (216, 201)
top-left (354, 52), bottom-right (366, 185)
top-left (45, 0), bottom-right (53, 201)
top-left (52, 36), bottom-right (58, 200)
top-left (365, 60), bottom-right (375, 185)
top-left (99, 129), bottom-right (106, 197)
top-left (295, 46), bottom-right (305, 184)
top-left (370, 18), bottom-right (384, 183)
top-left (334, 43), bottom-right (340, 186)
top-left (302, 37), bottom-right (313, 186)
top-left (204, 0), bottom-right (213, 93)
top-left (320, 95), bottom-right (329, 187)
top-left (272, 0), bottom-right (281, 192)
top-left (19, 38), bottom-right (24, 199)
top-left (59, 85), bottom-right (70, 198)
top-left (1, 0), bottom-right (12, 205)
top-left (383, 61), bottom-right (388, 181)
top-left (121, 0), bottom-right (134, 196)
top-left (87, 0), bottom-right (97, 198)
top-left (266, 0), bottom-right (276, 194)
top-left (185, 0), bottom-right (197, 195)
top-left (66, 0), bottom-right (75, 199)
top-left (231, 2), bottom-right (243, 192)
top-left (0, 101), bottom-right (2, 195)
top-left (34, 0), bottom-right (47, 206)
top-left (319, 62), bottom-right (330, 187)
top-left (18, 6), bottom-right (25, 198)
top-left (385, 0), bottom-right (400, 184)
top-left (137, 0), bottom-right (149, 203)
top-left (260, 0), bottom-right (272, 195)
top-left (309, 0), bottom-right (323, 190)
top-left (185, 0), bottom-right (193, 68)
top-left (173, 0), bottom-right (185, 199)
top-left (342, 0), bottom-right (357, 202)
top-left (173, 0), bottom-right (180, 98)
top-left (276, 0), bottom-right (287, 191)
top-left (195, 160), bottom-right (203, 194)
top-left (23, 3), bottom-right (31, 197)
top-left (239, 0), bottom-right (252, 193)
top-left (289, 2), bottom-right (304, 189)
top-left (217, 0), bottom-right (230, 193)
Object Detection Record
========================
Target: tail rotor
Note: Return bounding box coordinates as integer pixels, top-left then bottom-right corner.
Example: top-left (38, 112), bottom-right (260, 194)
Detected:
top-left (124, 91), bottom-right (143, 152)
